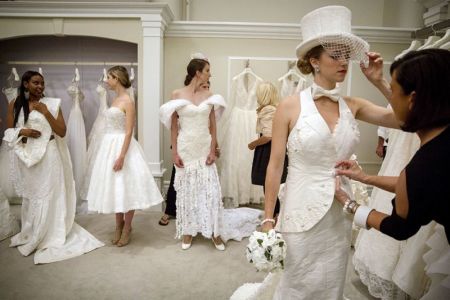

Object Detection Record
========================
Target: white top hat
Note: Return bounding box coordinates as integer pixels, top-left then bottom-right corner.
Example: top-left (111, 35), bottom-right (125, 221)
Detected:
top-left (296, 6), bottom-right (369, 62)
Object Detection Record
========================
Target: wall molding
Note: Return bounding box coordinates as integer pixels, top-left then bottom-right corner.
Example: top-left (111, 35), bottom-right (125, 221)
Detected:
top-left (0, 1), bottom-right (174, 23)
top-left (166, 21), bottom-right (416, 44)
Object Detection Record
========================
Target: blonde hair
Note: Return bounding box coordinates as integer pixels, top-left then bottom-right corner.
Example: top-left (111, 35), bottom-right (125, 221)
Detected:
top-left (256, 82), bottom-right (280, 111)
top-left (108, 65), bottom-right (131, 88)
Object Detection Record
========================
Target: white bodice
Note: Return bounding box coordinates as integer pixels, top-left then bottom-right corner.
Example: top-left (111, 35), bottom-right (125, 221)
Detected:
top-left (232, 72), bottom-right (262, 111)
top-left (96, 84), bottom-right (108, 112)
top-left (276, 87), bottom-right (360, 232)
top-left (159, 95), bottom-right (226, 165)
top-left (104, 107), bottom-right (126, 134)
top-left (67, 84), bottom-right (83, 107)
top-left (2, 87), bottom-right (18, 103)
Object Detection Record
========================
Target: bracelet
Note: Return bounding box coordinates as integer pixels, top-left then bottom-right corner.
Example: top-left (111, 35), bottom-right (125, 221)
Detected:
top-left (261, 218), bottom-right (276, 226)
top-left (348, 201), bottom-right (358, 214)
top-left (343, 199), bottom-right (357, 214)
top-left (354, 205), bottom-right (373, 229)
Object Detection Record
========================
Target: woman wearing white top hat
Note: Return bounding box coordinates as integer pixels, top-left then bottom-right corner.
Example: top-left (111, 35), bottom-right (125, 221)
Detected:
top-left (233, 6), bottom-right (400, 299)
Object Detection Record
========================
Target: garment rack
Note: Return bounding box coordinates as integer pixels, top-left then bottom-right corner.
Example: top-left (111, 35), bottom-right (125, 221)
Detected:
top-left (411, 19), bottom-right (450, 39)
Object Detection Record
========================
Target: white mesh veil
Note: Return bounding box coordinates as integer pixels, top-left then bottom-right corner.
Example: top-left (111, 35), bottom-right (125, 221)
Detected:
top-left (318, 33), bottom-right (370, 67)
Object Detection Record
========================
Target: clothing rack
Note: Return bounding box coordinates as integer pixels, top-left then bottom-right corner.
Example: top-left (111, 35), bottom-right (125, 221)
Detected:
top-left (3, 61), bottom-right (138, 66)
top-left (227, 56), bottom-right (298, 100)
top-left (411, 19), bottom-right (450, 39)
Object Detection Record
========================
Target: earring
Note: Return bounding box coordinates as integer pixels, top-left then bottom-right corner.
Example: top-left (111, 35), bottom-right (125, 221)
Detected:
top-left (24, 88), bottom-right (29, 100)
top-left (314, 65), bottom-right (320, 73)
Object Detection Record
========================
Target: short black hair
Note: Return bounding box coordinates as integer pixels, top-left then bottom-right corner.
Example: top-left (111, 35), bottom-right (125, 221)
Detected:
top-left (390, 49), bottom-right (450, 132)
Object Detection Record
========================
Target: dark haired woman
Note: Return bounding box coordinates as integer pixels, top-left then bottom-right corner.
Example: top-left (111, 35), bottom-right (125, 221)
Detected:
top-left (160, 58), bottom-right (227, 250)
top-left (335, 49), bottom-right (450, 300)
top-left (4, 71), bottom-right (103, 264)
top-left (86, 66), bottom-right (163, 247)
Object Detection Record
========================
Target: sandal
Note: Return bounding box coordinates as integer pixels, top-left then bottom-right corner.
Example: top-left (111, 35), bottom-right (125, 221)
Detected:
top-left (158, 214), bottom-right (170, 226)
top-left (117, 228), bottom-right (132, 247)
top-left (111, 221), bottom-right (124, 245)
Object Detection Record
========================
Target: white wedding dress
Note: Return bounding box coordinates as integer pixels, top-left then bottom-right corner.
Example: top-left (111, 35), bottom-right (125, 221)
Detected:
top-left (160, 95), bottom-right (227, 238)
top-left (231, 87), bottom-right (360, 299)
top-left (0, 87), bottom-right (20, 199)
top-left (80, 84), bottom-right (108, 202)
top-left (218, 70), bottom-right (264, 207)
top-left (87, 106), bottom-right (163, 213)
top-left (278, 72), bottom-right (308, 99)
top-left (353, 129), bottom-right (425, 299)
top-left (66, 83), bottom-right (87, 212)
top-left (4, 97), bottom-right (104, 264)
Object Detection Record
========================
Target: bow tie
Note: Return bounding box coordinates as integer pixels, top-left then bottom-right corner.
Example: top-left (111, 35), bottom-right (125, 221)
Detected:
top-left (311, 83), bottom-right (341, 102)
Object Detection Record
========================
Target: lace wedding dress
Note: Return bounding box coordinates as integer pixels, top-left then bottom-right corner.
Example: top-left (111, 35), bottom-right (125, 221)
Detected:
top-left (160, 95), bottom-right (227, 238)
top-left (87, 106), bottom-right (163, 213)
top-left (80, 84), bottom-right (108, 203)
top-left (66, 83), bottom-right (87, 212)
top-left (218, 70), bottom-right (264, 207)
top-left (4, 97), bottom-right (104, 264)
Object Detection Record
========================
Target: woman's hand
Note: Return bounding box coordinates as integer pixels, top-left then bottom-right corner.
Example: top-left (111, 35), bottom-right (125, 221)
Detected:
top-left (173, 152), bottom-right (184, 168)
top-left (334, 177), bottom-right (350, 206)
top-left (261, 221), bottom-right (274, 233)
top-left (113, 156), bottom-right (125, 172)
top-left (361, 52), bottom-right (384, 84)
top-left (248, 141), bottom-right (257, 150)
top-left (206, 151), bottom-right (216, 165)
top-left (30, 101), bottom-right (50, 116)
top-left (335, 160), bottom-right (368, 183)
top-left (215, 147), bottom-right (221, 158)
top-left (20, 128), bottom-right (41, 138)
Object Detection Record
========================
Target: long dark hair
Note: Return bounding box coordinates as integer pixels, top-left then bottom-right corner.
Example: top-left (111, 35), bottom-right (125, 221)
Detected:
top-left (13, 71), bottom-right (44, 127)
top-left (184, 59), bottom-right (209, 86)
top-left (390, 49), bottom-right (450, 132)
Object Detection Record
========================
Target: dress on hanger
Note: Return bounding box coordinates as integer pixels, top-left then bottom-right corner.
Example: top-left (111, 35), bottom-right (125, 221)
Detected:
top-left (4, 97), bottom-right (104, 264)
top-left (353, 129), bottom-right (422, 299)
top-left (0, 87), bottom-right (20, 199)
top-left (218, 69), bottom-right (264, 207)
top-left (232, 87), bottom-right (360, 299)
top-left (66, 82), bottom-right (87, 212)
top-left (278, 71), bottom-right (307, 99)
top-left (87, 106), bottom-right (163, 213)
top-left (80, 84), bottom-right (108, 202)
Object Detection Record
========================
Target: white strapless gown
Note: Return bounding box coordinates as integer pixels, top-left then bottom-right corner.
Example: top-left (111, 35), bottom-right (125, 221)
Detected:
top-left (87, 107), bottom-right (163, 213)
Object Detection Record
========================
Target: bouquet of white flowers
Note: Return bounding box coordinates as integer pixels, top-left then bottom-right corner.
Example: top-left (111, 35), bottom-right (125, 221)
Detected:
top-left (246, 229), bottom-right (287, 273)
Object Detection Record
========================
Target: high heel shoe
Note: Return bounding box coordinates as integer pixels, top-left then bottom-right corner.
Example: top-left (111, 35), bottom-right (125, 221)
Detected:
top-left (111, 222), bottom-right (124, 245)
top-left (181, 236), bottom-right (192, 250)
top-left (212, 236), bottom-right (225, 251)
top-left (117, 227), bottom-right (132, 247)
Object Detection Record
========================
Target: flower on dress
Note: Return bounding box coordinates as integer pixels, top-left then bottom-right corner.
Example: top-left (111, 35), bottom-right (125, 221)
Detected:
top-left (246, 229), bottom-right (287, 273)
